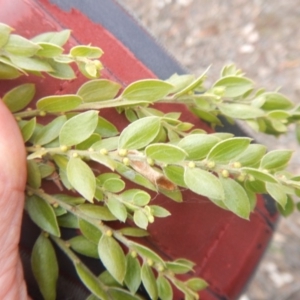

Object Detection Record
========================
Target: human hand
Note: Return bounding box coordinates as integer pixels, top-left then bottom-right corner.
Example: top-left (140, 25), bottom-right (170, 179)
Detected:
top-left (0, 100), bottom-right (29, 299)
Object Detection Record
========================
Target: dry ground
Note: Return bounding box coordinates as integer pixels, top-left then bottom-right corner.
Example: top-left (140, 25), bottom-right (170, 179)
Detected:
top-left (120, 1), bottom-right (300, 299)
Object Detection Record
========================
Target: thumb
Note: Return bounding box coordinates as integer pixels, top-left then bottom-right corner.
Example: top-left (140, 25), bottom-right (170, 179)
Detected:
top-left (0, 100), bottom-right (29, 299)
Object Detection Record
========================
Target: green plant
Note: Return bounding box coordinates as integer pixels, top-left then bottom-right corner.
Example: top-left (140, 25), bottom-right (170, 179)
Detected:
top-left (1, 22), bottom-right (300, 299)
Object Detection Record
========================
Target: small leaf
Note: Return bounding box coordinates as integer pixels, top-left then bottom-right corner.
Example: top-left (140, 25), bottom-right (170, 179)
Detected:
top-left (31, 30), bottom-right (71, 46)
top-left (67, 157), bottom-right (96, 202)
top-left (119, 227), bottom-right (149, 237)
top-left (235, 144), bottom-right (267, 167)
top-left (141, 263), bottom-right (158, 300)
top-left (119, 116), bottom-right (161, 150)
top-left (166, 262), bottom-right (193, 274)
top-left (70, 45), bottom-right (103, 58)
top-left (20, 118), bottom-right (36, 142)
top-left (277, 195), bottom-right (294, 217)
top-left (157, 276), bottom-right (173, 300)
top-left (9, 55), bottom-right (53, 72)
top-left (218, 103), bottom-right (265, 119)
top-left (69, 235), bottom-right (99, 258)
top-left (189, 107), bottom-right (222, 126)
top-left (242, 167), bottom-right (277, 183)
top-left (95, 116), bottom-right (119, 137)
top-left (92, 136), bottom-right (119, 151)
top-left (36, 42), bottom-right (63, 57)
top-left (90, 153), bottom-right (116, 171)
top-left (184, 167), bottom-right (224, 200)
top-left (260, 150), bottom-right (293, 171)
top-left (0, 61), bottom-right (21, 79)
top-left (47, 59), bottom-right (76, 79)
top-left (77, 79), bottom-right (121, 102)
top-left (125, 254), bottom-right (141, 294)
top-left (79, 219), bottom-right (102, 244)
top-left (27, 160), bottom-right (41, 189)
top-left (163, 165), bottom-right (187, 187)
top-left (54, 194), bottom-right (86, 206)
top-left (185, 278), bottom-right (208, 291)
top-left (0, 23), bottom-right (12, 47)
top-left (4, 34), bottom-right (40, 56)
top-left (76, 133), bottom-right (101, 150)
top-left (122, 79), bottom-right (173, 102)
top-left (207, 137), bottom-right (251, 163)
top-left (3, 83), bottom-right (35, 112)
top-left (220, 177), bottom-right (250, 219)
top-left (31, 233), bottom-right (58, 300)
top-left (107, 288), bottom-right (142, 300)
top-left (57, 213), bottom-right (78, 228)
top-left (98, 234), bottom-right (126, 284)
top-left (178, 134), bottom-right (220, 160)
top-left (25, 195), bottom-right (60, 236)
top-left (149, 205), bottom-right (171, 218)
top-left (133, 210), bottom-right (149, 229)
top-left (213, 76), bottom-right (254, 98)
top-left (145, 143), bottom-right (187, 164)
top-left (75, 263), bottom-right (108, 300)
top-left (78, 204), bottom-right (117, 221)
top-left (132, 191), bottom-right (151, 206)
top-left (166, 73), bottom-right (195, 94)
top-left (261, 92), bottom-right (294, 110)
top-left (266, 182), bottom-right (287, 208)
top-left (107, 196), bottom-right (127, 222)
top-left (34, 115), bottom-right (67, 145)
top-left (37, 94), bottom-right (82, 113)
top-left (59, 110), bottom-right (98, 146)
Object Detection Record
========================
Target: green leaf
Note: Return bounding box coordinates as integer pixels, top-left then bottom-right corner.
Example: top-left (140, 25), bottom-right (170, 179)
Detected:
top-left (220, 177), bottom-right (250, 219)
top-left (27, 160), bottom-right (41, 189)
top-left (25, 195), bottom-right (60, 236)
top-left (149, 205), bottom-right (171, 218)
top-left (4, 34), bottom-right (40, 56)
top-left (92, 136), bottom-right (119, 151)
top-left (218, 103), bottom-right (265, 119)
top-left (31, 233), bottom-right (58, 300)
top-left (95, 116), bottom-right (119, 137)
top-left (119, 227), bottom-right (149, 237)
top-left (261, 92), bottom-right (294, 110)
top-left (75, 263), bottom-right (108, 300)
top-left (189, 107), bottom-right (222, 126)
top-left (34, 115), bottom-right (67, 145)
top-left (133, 210), bottom-right (148, 229)
top-left (122, 79), bottom-right (173, 102)
top-left (207, 137), bottom-right (251, 163)
top-left (166, 262), bottom-right (194, 274)
top-left (98, 234), bottom-right (126, 284)
top-left (77, 79), bottom-right (121, 102)
top-left (178, 134), bottom-right (220, 160)
top-left (107, 196), bottom-right (127, 222)
top-left (39, 163), bottom-right (55, 178)
top-left (99, 270), bottom-right (122, 288)
top-left (0, 23), bottom-right (12, 47)
top-left (184, 167), bottom-right (224, 200)
top-left (125, 254), bottom-right (141, 294)
top-left (157, 276), bottom-right (173, 300)
top-left (69, 235), bottom-right (99, 258)
top-left (20, 117), bottom-right (36, 142)
top-left (8, 55), bottom-right (53, 72)
top-left (277, 195), bottom-right (294, 217)
top-left (36, 42), bottom-right (63, 57)
top-left (145, 143), bottom-right (187, 164)
top-left (90, 153), bottom-right (116, 171)
top-left (78, 204), bottom-right (117, 221)
top-left (57, 213), bottom-right (78, 228)
top-left (260, 150), bottom-right (293, 171)
top-left (47, 59), bottom-right (76, 79)
top-left (159, 188), bottom-right (183, 202)
top-left (266, 182), bottom-right (287, 208)
top-left (242, 167), bottom-right (277, 183)
top-left (213, 76), bottom-right (254, 98)
top-left (59, 110), bottom-right (98, 146)
top-left (67, 158), bottom-right (96, 202)
top-left (76, 133), bottom-right (101, 150)
top-left (185, 278), bottom-right (208, 291)
top-left (103, 178), bottom-right (125, 193)
top-left (141, 263), bottom-right (158, 300)
top-left (0, 61), bottom-right (21, 79)
top-left (3, 83), bottom-right (35, 112)
top-left (31, 30), bottom-right (71, 46)
top-left (119, 116), bottom-right (161, 150)
top-left (79, 219), bottom-right (102, 244)
top-left (107, 288), bottom-right (142, 300)
top-left (166, 73), bottom-right (195, 94)
top-left (132, 191), bottom-right (151, 206)
top-left (37, 94), bottom-right (82, 113)
top-left (235, 144), bottom-right (267, 167)
top-left (70, 45), bottom-right (103, 58)
top-left (163, 165), bottom-right (187, 187)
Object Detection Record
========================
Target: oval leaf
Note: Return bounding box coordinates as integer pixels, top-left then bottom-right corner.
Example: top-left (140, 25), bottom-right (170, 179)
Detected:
top-left (98, 235), bottom-right (126, 284)
top-left (107, 196), bottom-right (127, 222)
top-left (157, 276), bottom-right (173, 300)
top-left (141, 263), bottom-right (158, 300)
top-left (4, 34), bottom-right (40, 56)
top-left (78, 204), bottom-right (117, 221)
top-left (260, 149), bottom-right (293, 171)
top-left (218, 103), bottom-right (265, 119)
top-left (235, 144), bottom-right (267, 167)
top-left (59, 110), bottom-right (98, 146)
top-left (119, 116), bottom-right (161, 150)
top-left (67, 157), bottom-right (96, 202)
top-left (70, 45), bottom-right (103, 58)
top-left (124, 255), bottom-right (141, 294)
top-left (31, 233), bottom-right (58, 300)
top-left (69, 235), bottom-right (99, 258)
top-left (184, 167), bottom-right (224, 200)
top-left (79, 218), bottom-right (102, 244)
top-left (266, 182), bottom-right (287, 208)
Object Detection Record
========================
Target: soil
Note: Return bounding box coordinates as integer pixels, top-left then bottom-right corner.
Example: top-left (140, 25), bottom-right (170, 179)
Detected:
top-left (120, 1), bottom-right (300, 299)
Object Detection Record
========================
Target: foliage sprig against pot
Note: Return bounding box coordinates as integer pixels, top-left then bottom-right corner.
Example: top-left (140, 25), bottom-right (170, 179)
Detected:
top-left (1, 22), bottom-right (299, 299)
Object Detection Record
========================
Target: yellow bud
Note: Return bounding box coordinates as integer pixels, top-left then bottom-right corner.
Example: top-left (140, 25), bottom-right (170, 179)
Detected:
top-left (207, 161), bottom-right (216, 169)
top-left (188, 161), bottom-right (195, 168)
top-left (232, 161), bottom-right (241, 168)
top-left (131, 251), bottom-right (137, 258)
top-left (123, 157), bottom-right (130, 166)
top-left (52, 202), bottom-right (59, 208)
top-left (221, 169), bottom-right (229, 178)
top-left (60, 145), bottom-right (68, 152)
top-left (88, 147), bottom-right (94, 152)
top-left (118, 149), bottom-right (128, 157)
top-left (106, 230), bottom-right (113, 237)
top-left (147, 157), bottom-right (154, 166)
top-left (72, 152), bottom-right (79, 158)
top-left (157, 264), bottom-right (164, 272)
top-left (39, 111), bottom-right (46, 117)
top-left (237, 174), bottom-right (246, 182)
top-left (147, 259), bottom-right (154, 266)
top-left (100, 148), bottom-right (108, 155)
top-left (148, 215), bottom-right (155, 223)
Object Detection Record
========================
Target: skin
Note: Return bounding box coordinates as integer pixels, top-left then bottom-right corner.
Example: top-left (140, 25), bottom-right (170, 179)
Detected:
top-left (0, 100), bottom-right (29, 299)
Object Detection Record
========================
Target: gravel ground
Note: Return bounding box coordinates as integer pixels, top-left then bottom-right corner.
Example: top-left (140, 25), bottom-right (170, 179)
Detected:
top-left (120, 1), bottom-right (300, 299)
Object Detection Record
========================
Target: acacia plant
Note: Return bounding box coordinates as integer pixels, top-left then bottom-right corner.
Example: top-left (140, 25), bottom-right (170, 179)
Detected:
top-left (1, 23), bottom-right (300, 300)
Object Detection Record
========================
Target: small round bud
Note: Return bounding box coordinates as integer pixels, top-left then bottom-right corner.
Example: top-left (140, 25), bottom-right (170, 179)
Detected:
top-left (262, 169), bottom-right (268, 173)
top-left (88, 147), bottom-right (94, 152)
top-left (248, 175), bottom-right (255, 182)
top-left (157, 264), bottom-right (164, 272)
top-left (52, 202), bottom-right (59, 208)
top-left (221, 169), bottom-right (230, 178)
top-left (106, 230), bottom-right (113, 237)
top-left (15, 116), bottom-right (21, 121)
top-left (131, 251), bottom-right (138, 258)
top-left (118, 149), bottom-right (128, 157)
top-left (207, 161), bottom-right (216, 169)
top-left (60, 145), bottom-right (68, 152)
top-left (237, 173), bottom-right (246, 182)
top-left (72, 152), bottom-right (79, 158)
top-left (148, 215), bottom-right (155, 223)
top-left (147, 157), bottom-right (154, 166)
top-left (123, 157), bottom-right (130, 166)
top-left (100, 148), bottom-right (108, 155)
top-left (39, 111), bottom-right (46, 117)
top-left (213, 86), bottom-right (225, 96)
top-left (94, 60), bottom-right (102, 69)
top-left (232, 161), bottom-right (241, 168)
top-left (147, 259), bottom-right (154, 266)
top-left (43, 232), bottom-right (49, 238)
top-left (188, 161), bottom-right (195, 168)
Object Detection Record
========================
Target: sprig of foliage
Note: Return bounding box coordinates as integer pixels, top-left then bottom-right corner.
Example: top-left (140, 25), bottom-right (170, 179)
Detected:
top-left (1, 23), bottom-right (300, 299)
